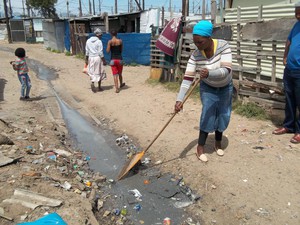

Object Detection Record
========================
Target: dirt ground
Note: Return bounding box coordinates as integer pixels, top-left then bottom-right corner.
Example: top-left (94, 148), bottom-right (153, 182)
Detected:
top-left (1, 42), bottom-right (300, 225)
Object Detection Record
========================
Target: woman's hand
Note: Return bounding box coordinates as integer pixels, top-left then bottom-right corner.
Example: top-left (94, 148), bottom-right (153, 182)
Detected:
top-left (174, 101), bottom-right (183, 113)
top-left (200, 68), bottom-right (209, 79)
top-left (102, 58), bottom-right (107, 65)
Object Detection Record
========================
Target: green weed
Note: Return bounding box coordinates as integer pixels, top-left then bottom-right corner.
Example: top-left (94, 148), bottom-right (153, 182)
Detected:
top-left (233, 101), bottom-right (269, 120)
top-left (75, 53), bottom-right (85, 60)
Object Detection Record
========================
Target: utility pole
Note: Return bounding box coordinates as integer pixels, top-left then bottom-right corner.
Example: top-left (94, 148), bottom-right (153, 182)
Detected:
top-left (169, 0), bottom-right (173, 19)
top-left (211, 0), bottom-right (216, 24)
top-left (8, 0), bottom-right (12, 17)
top-left (93, 0), bottom-right (95, 15)
top-left (3, 0), bottom-right (12, 43)
top-left (99, 0), bottom-right (101, 14)
top-left (26, 0), bottom-right (30, 17)
top-left (66, 0), bottom-right (69, 17)
top-left (202, 0), bottom-right (205, 19)
top-left (182, 0), bottom-right (188, 18)
top-left (115, 0), bottom-right (117, 14)
top-left (89, 0), bottom-right (92, 15)
top-left (22, 0), bottom-right (25, 16)
top-left (79, 0), bottom-right (82, 17)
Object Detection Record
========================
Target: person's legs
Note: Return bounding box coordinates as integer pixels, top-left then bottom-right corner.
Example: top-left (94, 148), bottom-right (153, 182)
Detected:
top-left (113, 74), bottom-right (119, 93)
top-left (18, 74), bottom-right (26, 99)
top-left (293, 76), bottom-right (300, 134)
top-left (196, 130), bottom-right (208, 162)
top-left (98, 80), bottom-right (103, 91)
top-left (91, 82), bottom-right (96, 93)
top-left (215, 130), bottom-right (222, 148)
top-left (118, 63), bottom-right (125, 88)
top-left (214, 130), bottom-right (224, 156)
top-left (24, 74), bottom-right (31, 98)
top-left (283, 68), bottom-right (296, 132)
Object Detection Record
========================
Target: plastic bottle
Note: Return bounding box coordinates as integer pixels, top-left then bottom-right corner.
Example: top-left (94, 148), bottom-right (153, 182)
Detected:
top-left (121, 206), bottom-right (127, 216)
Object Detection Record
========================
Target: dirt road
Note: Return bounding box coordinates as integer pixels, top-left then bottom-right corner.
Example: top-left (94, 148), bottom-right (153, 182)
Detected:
top-left (1, 42), bottom-right (300, 225)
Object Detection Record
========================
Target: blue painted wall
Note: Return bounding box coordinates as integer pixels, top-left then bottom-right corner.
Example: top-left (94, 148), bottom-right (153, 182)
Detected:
top-left (101, 33), bottom-right (151, 65)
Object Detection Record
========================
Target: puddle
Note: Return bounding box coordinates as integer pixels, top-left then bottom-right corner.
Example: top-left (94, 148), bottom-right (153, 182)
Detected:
top-left (27, 58), bottom-right (58, 81)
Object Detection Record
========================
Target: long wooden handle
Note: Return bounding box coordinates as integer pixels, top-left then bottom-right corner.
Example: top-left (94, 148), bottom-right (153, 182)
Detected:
top-left (143, 78), bottom-right (201, 153)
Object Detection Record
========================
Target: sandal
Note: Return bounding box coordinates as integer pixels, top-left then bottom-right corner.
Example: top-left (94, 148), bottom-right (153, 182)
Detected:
top-left (116, 89), bottom-right (120, 93)
top-left (196, 152), bottom-right (208, 162)
top-left (215, 148), bottom-right (224, 156)
top-left (290, 134), bottom-right (300, 144)
top-left (120, 83), bottom-right (126, 88)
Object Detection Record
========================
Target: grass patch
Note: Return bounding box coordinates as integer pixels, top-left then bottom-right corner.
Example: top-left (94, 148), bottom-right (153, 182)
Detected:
top-left (65, 51), bottom-right (71, 56)
top-left (233, 101), bottom-right (269, 120)
top-left (75, 53), bottom-right (85, 60)
top-left (51, 49), bottom-right (62, 53)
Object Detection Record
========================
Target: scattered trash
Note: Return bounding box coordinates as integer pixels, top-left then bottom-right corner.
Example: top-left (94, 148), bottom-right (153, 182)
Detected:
top-left (53, 149), bottom-right (72, 157)
top-left (113, 208), bottom-right (121, 216)
top-left (21, 172), bottom-right (42, 178)
top-left (97, 200), bottom-right (104, 210)
top-left (173, 200), bottom-right (193, 208)
top-left (121, 206), bottom-right (127, 216)
top-left (108, 179), bottom-right (114, 183)
top-left (61, 181), bottom-right (72, 190)
top-left (163, 217), bottom-right (171, 225)
top-left (179, 186), bottom-right (201, 202)
top-left (25, 145), bottom-right (35, 154)
top-left (16, 212), bottom-right (67, 225)
top-left (141, 158), bottom-right (151, 164)
top-left (154, 160), bottom-right (162, 165)
top-left (252, 146), bottom-right (265, 150)
top-left (133, 204), bottom-right (141, 212)
top-left (128, 189), bottom-right (142, 201)
top-left (143, 179), bottom-right (150, 185)
top-left (47, 152), bottom-right (56, 161)
top-left (103, 210), bottom-right (111, 217)
top-left (84, 180), bottom-right (92, 187)
top-left (256, 207), bottom-right (270, 216)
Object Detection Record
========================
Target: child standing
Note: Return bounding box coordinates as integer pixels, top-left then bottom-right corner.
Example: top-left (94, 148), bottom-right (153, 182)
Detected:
top-left (10, 48), bottom-right (31, 100)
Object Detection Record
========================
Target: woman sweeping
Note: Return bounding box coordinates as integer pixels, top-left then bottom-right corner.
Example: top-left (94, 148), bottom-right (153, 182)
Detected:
top-left (174, 20), bottom-right (233, 162)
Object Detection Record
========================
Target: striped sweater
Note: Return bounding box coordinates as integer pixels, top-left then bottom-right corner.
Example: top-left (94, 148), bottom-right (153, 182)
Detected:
top-left (177, 39), bottom-right (232, 102)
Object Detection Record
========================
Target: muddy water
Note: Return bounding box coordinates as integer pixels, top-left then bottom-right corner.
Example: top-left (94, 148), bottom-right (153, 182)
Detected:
top-left (11, 52), bottom-right (199, 224)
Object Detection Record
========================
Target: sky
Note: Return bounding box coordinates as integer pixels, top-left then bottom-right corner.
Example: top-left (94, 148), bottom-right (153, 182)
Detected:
top-left (0, 0), bottom-right (190, 17)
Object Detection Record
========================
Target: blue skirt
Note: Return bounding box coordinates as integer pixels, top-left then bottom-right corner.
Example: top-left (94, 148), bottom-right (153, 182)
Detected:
top-left (199, 81), bottom-right (233, 133)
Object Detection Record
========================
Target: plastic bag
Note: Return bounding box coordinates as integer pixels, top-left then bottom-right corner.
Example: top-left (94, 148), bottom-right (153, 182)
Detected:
top-left (82, 63), bottom-right (88, 74)
top-left (17, 212), bottom-right (67, 225)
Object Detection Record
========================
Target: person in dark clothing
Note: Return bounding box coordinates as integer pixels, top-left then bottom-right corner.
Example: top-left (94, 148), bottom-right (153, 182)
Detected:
top-left (106, 29), bottom-right (125, 93)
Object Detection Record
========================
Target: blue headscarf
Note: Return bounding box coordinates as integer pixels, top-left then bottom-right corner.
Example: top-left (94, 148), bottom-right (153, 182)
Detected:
top-left (192, 20), bottom-right (213, 37)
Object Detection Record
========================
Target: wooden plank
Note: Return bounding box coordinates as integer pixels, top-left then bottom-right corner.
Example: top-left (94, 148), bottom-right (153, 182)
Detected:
top-left (239, 80), bottom-right (284, 95)
top-left (248, 96), bottom-right (285, 109)
top-left (232, 66), bottom-right (261, 72)
top-left (253, 79), bottom-right (283, 88)
top-left (239, 89), bottom-right (285, 102)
